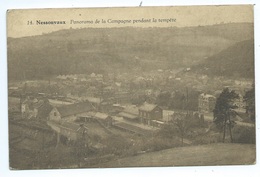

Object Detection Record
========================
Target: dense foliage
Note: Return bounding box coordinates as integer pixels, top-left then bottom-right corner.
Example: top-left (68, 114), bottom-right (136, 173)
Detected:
top-left (213, 88), bottom-right (239, 142)
top-left (192, 39), bottom-right (254, 78)
top-left (8, 23), bottom-right (253, 80)
top-left (244, 84), bottom-right (255, 121)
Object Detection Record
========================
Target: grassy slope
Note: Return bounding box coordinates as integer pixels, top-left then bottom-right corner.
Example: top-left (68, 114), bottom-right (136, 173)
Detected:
top-left (191, 39), bottom-right (254, 78)
top-left (7, 23), bottom-right (253, 80)
top-left (94, 143), bottom-right (255, 167)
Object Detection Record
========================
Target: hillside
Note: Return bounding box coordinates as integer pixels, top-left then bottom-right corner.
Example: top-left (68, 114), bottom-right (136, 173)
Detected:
top-left (191, 39), bottom-right (254, 78)
top-left (94, 143), bottom-right (255, 167)
top-left (7, 23), bottom-right (253, 80)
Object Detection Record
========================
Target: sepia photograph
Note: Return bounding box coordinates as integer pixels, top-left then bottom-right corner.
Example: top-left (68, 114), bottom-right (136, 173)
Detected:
top-left (7, 5), bottom-right (255, 170)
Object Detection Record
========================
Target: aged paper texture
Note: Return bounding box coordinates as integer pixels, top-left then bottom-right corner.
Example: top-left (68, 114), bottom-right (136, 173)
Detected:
top-left (7, 5), bottom-right (255, 169)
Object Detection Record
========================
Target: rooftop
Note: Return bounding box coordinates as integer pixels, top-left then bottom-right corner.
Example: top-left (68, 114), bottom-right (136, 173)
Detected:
top-left (123, 105), bottom-right (139, 115)
top-left (139, 103), bottom-right (158, 112)
top-left (118, 105), bottom-right (139, 119)
top-left (22, 98), bottom-right (50, 110)
top-left (200, 93), bottom-right (216, 98)
top-left (60, 122), bottom-right (81, 131)
top-left (118, 112), bottom-right (138, 120)
top-left (94, 112), bottom-right (109, 120)
top-left (86, 97), bottom-right (103, 104)
top-left (49, 121), bottom-right (87, 132)
top-left (56, 101), bottom-right (92, 118)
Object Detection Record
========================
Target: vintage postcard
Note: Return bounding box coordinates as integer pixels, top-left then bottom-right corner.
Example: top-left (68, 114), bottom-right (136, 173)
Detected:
top-left (7, 5), bottom-right (255, 170)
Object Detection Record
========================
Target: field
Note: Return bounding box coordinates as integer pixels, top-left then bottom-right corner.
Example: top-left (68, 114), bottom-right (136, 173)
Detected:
top-left (94, 143), bottom-right (256, 167)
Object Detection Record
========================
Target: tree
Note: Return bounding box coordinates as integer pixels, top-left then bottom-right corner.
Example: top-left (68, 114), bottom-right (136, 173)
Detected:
top-left (72, 126), bottom-right (90, 167)
top-left (73, 139), bottom-right (88, 167)
top-left (244, 83), bottom-right (255, 121)
top-left (173, 112), bottom-right (192, 146)
top-left (156, 91), bottom-right (171, 107)
top-left (213, 88), bottom-right (239, 143)
top-left (169, 91), bottom-right (186, 110)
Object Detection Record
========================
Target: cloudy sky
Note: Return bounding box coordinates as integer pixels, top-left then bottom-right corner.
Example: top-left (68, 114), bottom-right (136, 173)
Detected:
top-left (7, 5), bottom-right (253, 38)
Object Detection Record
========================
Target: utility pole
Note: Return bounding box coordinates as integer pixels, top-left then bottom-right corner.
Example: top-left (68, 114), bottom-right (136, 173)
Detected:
top-left (42, 131), bottom-right (45, 150)
top-left (186, 87), bottom-right (189, 105)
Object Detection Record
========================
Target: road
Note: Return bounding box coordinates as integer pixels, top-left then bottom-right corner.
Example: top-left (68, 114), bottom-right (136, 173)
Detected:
top-left (204, 114), bottom-right (254, 128)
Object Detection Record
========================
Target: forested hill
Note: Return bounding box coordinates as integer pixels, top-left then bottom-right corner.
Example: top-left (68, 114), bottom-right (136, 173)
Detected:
top-left (8, 23), bottom-right (253, 80)
top-left (191, 39), bottom-right (254, 79)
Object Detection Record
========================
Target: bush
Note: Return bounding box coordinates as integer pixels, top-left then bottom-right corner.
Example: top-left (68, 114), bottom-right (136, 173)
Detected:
top-left (101, 136), bottom-right (133, 156)
top-left (232, 126), bottom-right (255, 144)
top-left (193, 133), bottom-right (222, 145)
top-left (158, 124), bottom-right (177, 138)
top-left (143, 137), bottom-right (181, 152)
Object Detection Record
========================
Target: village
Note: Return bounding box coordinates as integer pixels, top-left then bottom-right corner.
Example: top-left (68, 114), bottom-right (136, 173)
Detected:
top-left (8, 69), bottom-right (254, 169)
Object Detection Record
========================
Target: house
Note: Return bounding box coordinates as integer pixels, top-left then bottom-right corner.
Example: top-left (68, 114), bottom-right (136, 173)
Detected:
top-left (8, 86), bottom-right (21, 97)
top-left (84, 96), bottom-right (113, 112)
top-left (56, 75), bottom-right (68, 80)
top-left (94, 112), bottom-right (113, 127)
top-left (60, 122), bottom-right (87, 141)
top-left (90, 73), bottom-right (103, 81)
top-left (85, 97), bottom-right (103, 110)
top-left (138, 103), bottom-right (163, 125)
top-left (118, 105), bottom-right (139, 122)
top-left (77, 111), bottom-right (113, 127)
top-left (115, 82), bottom-right (121, 87)
top-left (162, 110), bottom-right (174, 122)
top-left (233, 94), bottom-right (246, 112)
top-left (90, 73), bottom-right (96, 78)
top-left (36, 100), bottom-right (54, 120)
top-left (21, 98), bottom-right (37, 118)
top-left (96, 74), bottom-right (103, 78)
top-left (114, 91), bottom-right (132, 104)
top-left (84, 86), bottom-right (97, 97)
top-left (21, 97), bottom-right (52, 119)
top-left (47, 121), bottom-right (88, 142)
top-left (234, 80), bottom-right (252, 88)
top-left (111, 104), bottom-right (124, 115)
top-left (78, 111), bottom-right (96, 122)
top-left (48, 101), bottom-right (92, 123)
top-left (198, 93), bottom-right (216, 113)
top-left (151, 120), bottom-right (165, 128)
